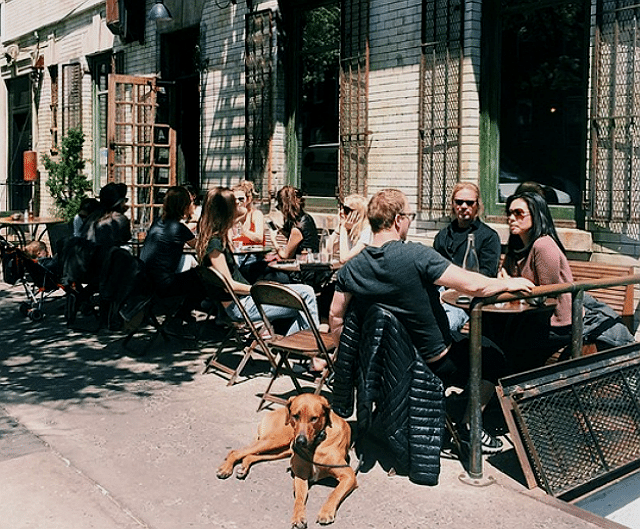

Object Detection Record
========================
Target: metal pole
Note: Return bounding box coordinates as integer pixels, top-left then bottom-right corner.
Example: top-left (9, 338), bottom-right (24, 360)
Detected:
top-left (571, 289), bottom-right (585, 359)
top-left (467, 298), bottom-right (483, 478)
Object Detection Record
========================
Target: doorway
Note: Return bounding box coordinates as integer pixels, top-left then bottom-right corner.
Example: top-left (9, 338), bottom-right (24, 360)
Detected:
top-left (499, 0), bottom-right (588, 208)
top-left (160, 27), bottom-right (201, 191)
top-left (7, 75), bottom-right (32, 212)
top-left (289, 2), bottom-right (340, 198)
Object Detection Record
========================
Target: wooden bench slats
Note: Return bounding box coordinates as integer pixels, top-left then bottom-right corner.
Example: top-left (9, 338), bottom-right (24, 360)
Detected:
top-left (568, 260), bottom-right (635, 330)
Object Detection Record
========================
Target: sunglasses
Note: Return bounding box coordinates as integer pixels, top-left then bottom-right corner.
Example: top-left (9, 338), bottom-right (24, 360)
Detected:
top-left (507, 208), bottom-right (529, 220)
top-left (454, 199), bottom-right (477, 207)
top-left (236, 196), bottom-right (246, 202)
top-left (340, 203), bottom-right (354, 215)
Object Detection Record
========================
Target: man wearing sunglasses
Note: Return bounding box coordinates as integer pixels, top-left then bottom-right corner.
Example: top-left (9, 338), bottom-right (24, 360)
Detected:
top-left (330, 189), bottom-right (533, 454)
top-left (433, 182), bottom-right (501, 278)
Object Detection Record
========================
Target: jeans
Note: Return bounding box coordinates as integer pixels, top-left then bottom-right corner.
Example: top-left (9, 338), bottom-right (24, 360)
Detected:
top-left (225, 283), bottom-right (319, 335)
top-left (443, 303), bottom-right (469, 332)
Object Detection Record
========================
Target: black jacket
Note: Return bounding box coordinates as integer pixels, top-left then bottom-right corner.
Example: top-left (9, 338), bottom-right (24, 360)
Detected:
top-left (433, 218), bottom-right (501, 277)
top-left (332, 304), bottom-right (445, 485)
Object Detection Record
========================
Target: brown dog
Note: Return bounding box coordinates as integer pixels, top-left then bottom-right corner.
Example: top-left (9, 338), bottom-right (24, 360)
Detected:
top-left (217, 393), bottom-right (357, 528)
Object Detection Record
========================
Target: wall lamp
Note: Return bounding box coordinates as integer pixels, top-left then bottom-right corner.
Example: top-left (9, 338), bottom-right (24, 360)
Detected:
top-left (148, 0), bottom-right (172, 22)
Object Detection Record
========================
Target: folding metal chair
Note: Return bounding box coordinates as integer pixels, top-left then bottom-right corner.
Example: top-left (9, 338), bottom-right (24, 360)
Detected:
top-left (250, 281), bottom-right (335, 410)
top-left (200, 267), bottom-right (276, 385)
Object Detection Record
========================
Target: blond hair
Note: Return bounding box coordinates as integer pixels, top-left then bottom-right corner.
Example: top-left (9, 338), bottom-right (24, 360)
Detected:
top-left (450, 182), bottom-right (483, 218)
top-left (343, 194), bottom-right (369, 244)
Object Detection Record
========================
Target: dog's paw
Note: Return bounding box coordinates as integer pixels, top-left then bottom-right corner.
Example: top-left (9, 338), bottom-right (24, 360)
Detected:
top-left (291, 520), bottom-right (307, 529)
top-left (216, 465), bottom-right (233, 479)
top-left (235, 465), bottom-right (249, 479)
top-left (316, 509), bottom-right (336, 525)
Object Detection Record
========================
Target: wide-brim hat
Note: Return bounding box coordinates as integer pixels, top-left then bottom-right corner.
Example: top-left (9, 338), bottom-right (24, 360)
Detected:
top-left (99, 182), bottom-right (128, 210)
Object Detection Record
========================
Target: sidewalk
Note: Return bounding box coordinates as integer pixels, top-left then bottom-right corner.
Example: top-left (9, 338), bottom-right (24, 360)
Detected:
top-left (0, 284), bottom-right (624, 529)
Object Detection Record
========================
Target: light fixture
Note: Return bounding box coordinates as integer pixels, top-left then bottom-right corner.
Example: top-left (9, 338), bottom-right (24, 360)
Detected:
top-left (148, 0), bottom-right (172, 22)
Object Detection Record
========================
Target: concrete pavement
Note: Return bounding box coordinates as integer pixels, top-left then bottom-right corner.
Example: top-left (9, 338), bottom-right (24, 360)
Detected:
top-left (0, 283), bottom-right (626, 529)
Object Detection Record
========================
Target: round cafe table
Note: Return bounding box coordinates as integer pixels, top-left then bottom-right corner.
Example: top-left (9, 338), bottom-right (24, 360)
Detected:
top-left (441, 289), bottom-right (558, 373)
top-left (0, 215), bottom-right (65, 248)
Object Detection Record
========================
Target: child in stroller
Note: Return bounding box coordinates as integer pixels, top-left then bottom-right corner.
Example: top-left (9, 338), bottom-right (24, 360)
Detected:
top-left (0, 235), bottom-right (66, 321)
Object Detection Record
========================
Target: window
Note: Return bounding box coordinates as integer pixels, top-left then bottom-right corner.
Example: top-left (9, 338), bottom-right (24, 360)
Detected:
top-left (287, 2), bottom-right (341, 199)
top-left (418, 0), bottom-right (462, 219)
top-left (339, 0), bottom-right (368, 199)
top-left (90, 52), bottom-right (122, 189)
top-left (49, 65), bottom-right (59, 153)
top-left (245, 9), bottom-right (274, 202)
top-left (62, 63), bottom-right (82, 134)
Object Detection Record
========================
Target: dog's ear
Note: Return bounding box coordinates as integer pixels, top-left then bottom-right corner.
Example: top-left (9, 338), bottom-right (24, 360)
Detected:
top-left (285, 396), bottom-right (294, 426)
top-left (322, 400), bottom-right (332, 429)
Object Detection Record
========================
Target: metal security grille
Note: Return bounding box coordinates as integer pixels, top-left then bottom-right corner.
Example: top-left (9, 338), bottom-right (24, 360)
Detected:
top-left (418, 0), bottom-right (462, 219)
top-left (62, 63), bottom-right (82, 134)
top-left (339, 0), bottom-right (369, 198)
top-left (246, 9), bottom-right (274, 201)
top-left (498, 344), bottom-right (640, 498)
top-left (589, 0), bottom-right (640, 238)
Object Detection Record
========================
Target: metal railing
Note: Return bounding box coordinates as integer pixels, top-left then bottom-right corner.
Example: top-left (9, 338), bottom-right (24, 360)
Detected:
top-left (465, 274), bottom-right (640, 481)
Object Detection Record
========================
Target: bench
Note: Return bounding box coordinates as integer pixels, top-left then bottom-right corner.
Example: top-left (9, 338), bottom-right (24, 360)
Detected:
top-left (568, 260), bottom-right (636, 331)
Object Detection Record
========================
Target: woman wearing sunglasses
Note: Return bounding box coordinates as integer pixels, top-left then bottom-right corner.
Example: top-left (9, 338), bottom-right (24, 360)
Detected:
top-left (327, 194), bottom-right (372, 263)
top-left (497, 190), bottom-right (574, 368)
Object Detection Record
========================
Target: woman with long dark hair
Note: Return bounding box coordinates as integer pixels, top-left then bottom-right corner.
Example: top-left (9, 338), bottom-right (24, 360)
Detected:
top-left (139, 186), bottom-right (203, 326)
top-left (269, 186), bottom-right (319, 259)
top-left (198, 187), bottom-right (319, 333)
top-left (498, 191), bottom-right (573, 368)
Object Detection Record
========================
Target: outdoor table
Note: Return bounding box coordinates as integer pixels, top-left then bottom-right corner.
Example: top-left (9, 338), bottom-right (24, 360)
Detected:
top-left (441, 289), bottom-right (556, 315)
top-left (232, 244), bottom-right (273, 256)
top-left (441, 289), bottom-right (557, 373)
top-left (0, 215), bottom-right (65, 248)
top-left (267, 259), bottom-right (342, 273)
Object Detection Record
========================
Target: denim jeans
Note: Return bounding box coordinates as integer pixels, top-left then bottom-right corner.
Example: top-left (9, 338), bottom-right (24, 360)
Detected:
top-left (225, 283), bottom-right (319, 335)
top-left (443, 303), bottom-right (469, 332)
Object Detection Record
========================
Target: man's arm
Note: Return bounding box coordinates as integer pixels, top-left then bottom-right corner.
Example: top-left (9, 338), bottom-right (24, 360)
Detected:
top-left (436, 263), bottom-right (534, 298)
top-left (329, 290), bottom-right (353, 347)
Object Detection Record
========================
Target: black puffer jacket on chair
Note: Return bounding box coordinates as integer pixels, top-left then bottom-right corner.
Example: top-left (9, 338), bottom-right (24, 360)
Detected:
top-left (332, 304), bottom-right (445, 485)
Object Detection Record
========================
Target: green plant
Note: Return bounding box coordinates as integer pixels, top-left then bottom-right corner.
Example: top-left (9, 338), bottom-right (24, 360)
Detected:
top-left (42, 128), bottom-right (92, 222)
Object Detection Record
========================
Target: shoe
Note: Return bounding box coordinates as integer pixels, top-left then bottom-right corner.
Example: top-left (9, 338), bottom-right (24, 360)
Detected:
top-left (458, 424), bottom-right (503, 454)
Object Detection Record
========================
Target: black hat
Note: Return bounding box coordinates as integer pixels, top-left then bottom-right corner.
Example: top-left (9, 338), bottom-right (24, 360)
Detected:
top-left (99, 182), bottom-right (128, 210)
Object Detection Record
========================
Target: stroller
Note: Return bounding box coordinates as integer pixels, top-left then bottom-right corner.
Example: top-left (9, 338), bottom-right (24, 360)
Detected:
top-left (0, 234), bottom-right (66, 321)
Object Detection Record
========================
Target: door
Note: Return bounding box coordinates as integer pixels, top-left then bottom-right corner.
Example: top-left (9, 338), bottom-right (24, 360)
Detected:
top-left (7, 75), bottom-right (32, 212)
top-left (107, 74), bottom-right (176, 229)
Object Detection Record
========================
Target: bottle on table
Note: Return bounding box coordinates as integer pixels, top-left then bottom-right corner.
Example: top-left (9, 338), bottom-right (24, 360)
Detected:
top-left (462, 233), bottom-right (480, 273)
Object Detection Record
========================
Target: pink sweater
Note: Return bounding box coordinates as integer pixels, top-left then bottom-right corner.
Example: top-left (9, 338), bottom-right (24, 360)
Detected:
top-left (514, 235), bottom-right (574, 327)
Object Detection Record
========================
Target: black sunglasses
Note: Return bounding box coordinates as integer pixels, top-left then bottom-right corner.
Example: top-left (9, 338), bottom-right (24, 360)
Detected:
top-left (340, 203), bottom-right (354, 215)
top-left (454, 199), bottom-right (477, 207)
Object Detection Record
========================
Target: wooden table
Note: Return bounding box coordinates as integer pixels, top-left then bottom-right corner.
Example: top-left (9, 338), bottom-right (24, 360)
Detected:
top-left (0, 216), bottom-right (65, 247)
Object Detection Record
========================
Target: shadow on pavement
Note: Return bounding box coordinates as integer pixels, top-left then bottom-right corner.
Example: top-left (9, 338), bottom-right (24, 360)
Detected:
top-left (0, 286), bottom-right (228, 408)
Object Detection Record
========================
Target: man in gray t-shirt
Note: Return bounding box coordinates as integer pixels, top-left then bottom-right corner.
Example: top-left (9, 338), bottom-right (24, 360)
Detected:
top-left (330, 189), bottom-right (533, 453)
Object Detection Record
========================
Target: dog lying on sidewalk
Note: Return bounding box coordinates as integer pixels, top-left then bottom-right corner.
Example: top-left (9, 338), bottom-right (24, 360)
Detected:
top-left (217, 393), bottom-right (357, 528)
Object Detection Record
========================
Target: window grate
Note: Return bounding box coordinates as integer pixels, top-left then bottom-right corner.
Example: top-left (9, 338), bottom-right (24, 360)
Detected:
top-left (589, 1), bottom-right (640, 238)
top-left (418, 0), bottom-right (462, 218)
top-left (246, 9), bottom-right (274, 202)
top-left (340, 0), bottom-right (369, 198)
